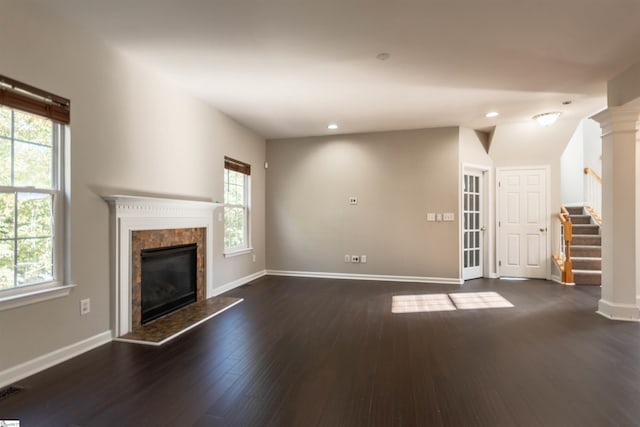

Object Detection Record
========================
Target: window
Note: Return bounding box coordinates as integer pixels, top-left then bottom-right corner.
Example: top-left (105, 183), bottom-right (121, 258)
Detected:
top-left (224, 156), bottom-right (251, 254)
top-left (0, 75), bottom-right (70, 308)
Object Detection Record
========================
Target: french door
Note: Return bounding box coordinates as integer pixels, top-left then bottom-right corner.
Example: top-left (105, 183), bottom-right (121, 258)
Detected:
top-left (463, 169), bottom-right (484, 280)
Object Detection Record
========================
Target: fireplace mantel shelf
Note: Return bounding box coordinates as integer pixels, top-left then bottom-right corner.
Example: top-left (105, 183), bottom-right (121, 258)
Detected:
top-left (103, 195), bottom-right (222, 213)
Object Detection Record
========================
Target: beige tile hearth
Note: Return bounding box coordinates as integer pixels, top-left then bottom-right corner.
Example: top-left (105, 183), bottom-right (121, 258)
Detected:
top-left (116, 296), bottom-right (242, 346)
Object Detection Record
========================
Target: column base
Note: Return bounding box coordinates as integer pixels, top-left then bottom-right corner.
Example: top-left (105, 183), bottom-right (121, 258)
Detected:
top-left (597, 299), bottom-right (640, 321)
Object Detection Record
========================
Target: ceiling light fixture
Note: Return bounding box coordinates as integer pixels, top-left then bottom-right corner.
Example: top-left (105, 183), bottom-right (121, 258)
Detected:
top-left (485, 111), bottom-right (499, 118)
top-left (327, 123), bottom-right (339, 130)
top-left (376, 52), bottom-right (391, 61)
top-left (533, 112), bottom-right (561, 127)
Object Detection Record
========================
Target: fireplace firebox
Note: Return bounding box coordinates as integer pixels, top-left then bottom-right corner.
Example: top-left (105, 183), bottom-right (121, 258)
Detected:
top-left (140, 243), bottom-right (197, 324)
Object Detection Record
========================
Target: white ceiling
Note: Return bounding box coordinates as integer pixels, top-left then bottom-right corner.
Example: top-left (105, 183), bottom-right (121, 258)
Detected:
top-left (27, 0), bottom-right (640, 139)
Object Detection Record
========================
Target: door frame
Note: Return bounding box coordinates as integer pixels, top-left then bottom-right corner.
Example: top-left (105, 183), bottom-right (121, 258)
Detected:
top-left (495, 165), bottom-right (551, 280)
top-left (460, 163), bottom-right (493, 281)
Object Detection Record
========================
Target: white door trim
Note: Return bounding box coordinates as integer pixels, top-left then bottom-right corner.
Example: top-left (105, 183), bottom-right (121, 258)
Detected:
top-left (496, 165), bottom-right (551, 280)
top-left (460, 163), bottom-right (493, 280)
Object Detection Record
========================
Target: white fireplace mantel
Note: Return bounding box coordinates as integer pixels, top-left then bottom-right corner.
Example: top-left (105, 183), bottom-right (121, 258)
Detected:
top-left (103, 195), bottom-right (222, 336)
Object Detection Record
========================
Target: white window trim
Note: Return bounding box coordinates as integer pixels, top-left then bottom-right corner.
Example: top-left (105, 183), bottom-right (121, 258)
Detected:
top-left (223, 247), bottom-right (254, 258)
top-left (0, 281), bottom-right (75, 312)
top-left (223, 167), bottom-right (251, 254)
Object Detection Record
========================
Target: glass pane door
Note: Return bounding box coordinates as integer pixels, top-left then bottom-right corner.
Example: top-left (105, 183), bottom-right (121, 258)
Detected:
top-left (463, 172), bottom-right (483, 279)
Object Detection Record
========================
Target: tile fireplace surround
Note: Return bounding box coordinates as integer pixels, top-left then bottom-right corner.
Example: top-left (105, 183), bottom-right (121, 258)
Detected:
top-left (104, 195), bottom-right (221, 336)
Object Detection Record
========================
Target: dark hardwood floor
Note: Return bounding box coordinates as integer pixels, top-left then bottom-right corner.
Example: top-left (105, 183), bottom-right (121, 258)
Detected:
top-left (2, 276), bottom-right (640, 426)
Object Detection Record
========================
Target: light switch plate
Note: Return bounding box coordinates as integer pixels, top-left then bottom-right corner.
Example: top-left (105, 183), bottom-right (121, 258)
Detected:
top-left (426, 213), bottom-right (436, 222)
top-left (443, 212), bottom-right (455, 221)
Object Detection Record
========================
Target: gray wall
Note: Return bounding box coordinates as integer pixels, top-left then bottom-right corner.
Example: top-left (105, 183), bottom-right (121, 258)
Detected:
top-left (0, 1), bottom-right (266, 373)
top-left (266, 128), bottom-right (460, 280)
top-left (608, 61), bottom-right (640, 107)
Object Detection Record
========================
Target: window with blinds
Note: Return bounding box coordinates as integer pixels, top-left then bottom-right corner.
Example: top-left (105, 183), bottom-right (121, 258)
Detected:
top-left (223, 156), bottom-right (251, 253)
top-left (0, 75), bottom-right (68, 295)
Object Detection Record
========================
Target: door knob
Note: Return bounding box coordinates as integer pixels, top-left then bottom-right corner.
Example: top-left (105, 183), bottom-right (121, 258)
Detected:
top-left (539, 228), bottom-right (545, 232)
top-left (480, 226), bottom-right (486, 231)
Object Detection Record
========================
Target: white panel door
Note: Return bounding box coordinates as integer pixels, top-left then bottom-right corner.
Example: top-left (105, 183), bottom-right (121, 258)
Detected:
top-left (497, 168), bottom-right (548, 278)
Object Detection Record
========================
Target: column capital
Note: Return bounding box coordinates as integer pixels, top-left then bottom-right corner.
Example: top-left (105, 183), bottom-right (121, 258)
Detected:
top-left (591, 106), bottom-right (640, 137)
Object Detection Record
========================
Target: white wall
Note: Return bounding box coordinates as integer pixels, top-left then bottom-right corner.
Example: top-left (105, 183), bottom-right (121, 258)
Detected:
top-left (561, 123), bottom-right (584, 205)
top-left (0, 1), bottom-right (266, 374)
top-left (266, 128), bottom-right (461, 281)
top-left (583, 119), bottom-right (602, 176)
top-left (489, 118), bottom-right (581, 266)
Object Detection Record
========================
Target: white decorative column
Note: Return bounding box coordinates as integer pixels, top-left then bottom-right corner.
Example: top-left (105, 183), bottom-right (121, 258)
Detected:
top-left (591, 105), bottom-right (640, 321)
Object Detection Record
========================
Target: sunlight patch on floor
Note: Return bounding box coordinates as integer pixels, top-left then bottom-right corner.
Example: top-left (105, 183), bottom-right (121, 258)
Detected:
top-left (448, 291), bottom-right (514, 310)
top-left (391, 294), bottom-right (457, 313)
top-left (392, 291), bottom-right (514, 313)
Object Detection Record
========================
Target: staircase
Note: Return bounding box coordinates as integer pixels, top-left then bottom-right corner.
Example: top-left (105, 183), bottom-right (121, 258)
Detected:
top-left (566, 206), bottom-right (601, 286)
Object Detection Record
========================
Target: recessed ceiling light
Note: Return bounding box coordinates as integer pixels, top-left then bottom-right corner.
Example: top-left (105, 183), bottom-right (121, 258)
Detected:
top-left (327, 123), bottom-right (338, 130)
top-left (485, 111), bottom-right (499, 118)
top-left (376, 52), bottom-right (391, 61)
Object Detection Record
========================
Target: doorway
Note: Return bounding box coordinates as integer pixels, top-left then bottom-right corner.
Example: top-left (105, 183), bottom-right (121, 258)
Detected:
top-left (496, 166), bottom-right (549, 279)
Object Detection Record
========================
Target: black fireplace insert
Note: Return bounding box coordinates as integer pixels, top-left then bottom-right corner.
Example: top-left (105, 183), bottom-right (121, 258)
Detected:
top-left (140, 243), bottom-right (197, 324)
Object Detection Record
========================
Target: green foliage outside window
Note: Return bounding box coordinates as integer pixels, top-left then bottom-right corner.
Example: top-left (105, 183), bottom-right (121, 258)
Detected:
top-left (0, 106), bottom-right (57, 290)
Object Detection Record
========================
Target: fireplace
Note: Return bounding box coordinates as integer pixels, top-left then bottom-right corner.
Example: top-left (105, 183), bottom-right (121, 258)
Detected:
top-left (104, 195), bottom-right (220, 336)
top-left (141, 243), bottom-right (197, 324)
top-left (131, 227), bottom-right (206, 330)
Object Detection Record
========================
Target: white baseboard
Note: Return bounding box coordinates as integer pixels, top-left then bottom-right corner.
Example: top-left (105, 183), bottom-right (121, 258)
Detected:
top-left (210, 269), bottom-right (267, 296)
top-left (597, 299), bottom-right (640, 322)
top-left (0, 330), bottom-right (112, 389)
top-left (0, 271), bottom-right (268, 389)
top-left (266, 270), bottom-right (463, 285)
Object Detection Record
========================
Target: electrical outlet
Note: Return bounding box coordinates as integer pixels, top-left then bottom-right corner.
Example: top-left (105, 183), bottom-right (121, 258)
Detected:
top-left (80, 298), bottom-right (91, 315)
top-left (436, 213), bottom-right (443, 222)
top-left (252, 254), bottom-right (256, 262)
top-left (349, 196), bottom-right (358, 205)
top-left (351, 255), bottom-right (360, 263)
top-left (361, 255), bottom-right (367, 263)
top-left (345, 254), bottom-right (350, 263)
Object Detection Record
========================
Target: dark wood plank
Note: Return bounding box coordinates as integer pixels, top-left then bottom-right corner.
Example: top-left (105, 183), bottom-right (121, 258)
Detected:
top-left (2, 276), bottom-right (640, 426)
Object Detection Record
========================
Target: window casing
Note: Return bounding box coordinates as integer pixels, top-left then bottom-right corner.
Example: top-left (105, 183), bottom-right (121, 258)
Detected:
top-left (0, 107), bottom-right (64, 291)
top-left (0, 76), bottom-right (70, 309)
top-left (224, 157), bottom-right (251, 255)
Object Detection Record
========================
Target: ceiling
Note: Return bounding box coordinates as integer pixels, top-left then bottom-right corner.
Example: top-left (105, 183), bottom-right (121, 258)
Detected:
top-left (26, 0), bottom-right (640, 139)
